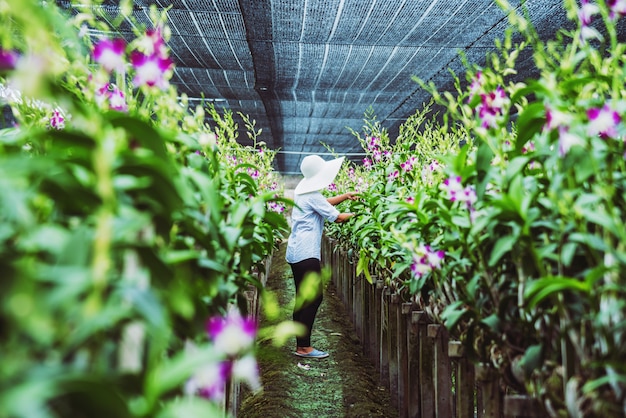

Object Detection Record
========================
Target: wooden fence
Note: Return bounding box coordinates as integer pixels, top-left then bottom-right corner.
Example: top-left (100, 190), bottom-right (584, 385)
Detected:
top-left (322, 237), bottom-right (545, 418)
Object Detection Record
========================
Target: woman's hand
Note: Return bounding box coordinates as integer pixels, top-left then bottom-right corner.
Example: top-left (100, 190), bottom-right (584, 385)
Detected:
top-left (344, 192), bottom-right (359, 201)
top-left (327, 192), bottom-right (359, 206)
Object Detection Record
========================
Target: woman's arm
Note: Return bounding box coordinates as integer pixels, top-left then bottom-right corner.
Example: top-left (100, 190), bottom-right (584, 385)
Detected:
top-left (334, 212), bottom-right (355, 223)
top-left (327, 192), bottom-right (358, 206)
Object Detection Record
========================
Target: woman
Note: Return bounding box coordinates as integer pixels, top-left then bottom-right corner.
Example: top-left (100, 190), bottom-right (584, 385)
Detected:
top-left (286, 155), bottom-right (357, 359)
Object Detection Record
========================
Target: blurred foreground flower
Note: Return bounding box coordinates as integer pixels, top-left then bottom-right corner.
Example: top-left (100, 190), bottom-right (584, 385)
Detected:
top-left (468, 71), bottom-right (484, 100)
top-left (184, 352), bottom-right (231, 402)
top-left (578, 0), bottom-right (599, 26)
top-left (545, 106), bottom-right (573, 131)
top-left (608, 0), bottom-right (626, 19)
top-left (587, 104), bottom-right (621, 139)
top-left (138, 26), bottom-right (169, 59)
top-left (268, 200), bottom-right (286, 213)
top-left (410, 244), bottom-right (445, 279)
top-left (442, 176), bottom-right (477, 209)
top-left (96, 83), bottom-right (128, 112)
top-left (131, 51), bottom-right (173, 89)
top-left (206, 308), bottom-right (256, 357)
top-left (93, 38), bottom-right (127, 73)
top-left (186, 309), bottom-right (261, 403)
top-left (0, 49), bottom-right (19, 72)
top-left (232, 354), bottom-right (261, 392)
top-left (401, 156), bottom-right (417, 172)
top-left (477, 87), bottom-right (509, 129)
top-left (558, 126), bottom-right (584, 156)
top-left (578, 0), bottom-right (603, 41)
top-left (48, 109), bottom-right (65, 130)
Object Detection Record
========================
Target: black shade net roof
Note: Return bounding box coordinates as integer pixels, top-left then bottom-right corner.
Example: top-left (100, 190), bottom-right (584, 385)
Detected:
top-left (56, 0), bottom-right (576, 174)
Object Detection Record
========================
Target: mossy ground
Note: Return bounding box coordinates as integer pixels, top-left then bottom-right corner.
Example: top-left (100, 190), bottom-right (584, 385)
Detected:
top-left (238, 243), bottom-right (397, 418)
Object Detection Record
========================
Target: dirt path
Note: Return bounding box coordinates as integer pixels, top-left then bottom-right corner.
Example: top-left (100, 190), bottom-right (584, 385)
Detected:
top-left (239, 242), bottom-right (397, 418)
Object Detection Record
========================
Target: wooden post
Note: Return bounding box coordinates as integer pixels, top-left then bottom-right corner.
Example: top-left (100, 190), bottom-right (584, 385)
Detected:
top-left (343, 251), bottom-right (350, 306)
top-left (380, 287), bottom-right (390, 390)
top-left (428, 324), bottom-right (452, 418)
top-left (389, 293), bottom-right (400, 408)
top-left (357, 273), bottom-right (364, 342)
top-left (336, 247), bottom-right (342, 300)
top-left (476, 363), bottom-right (502, 418)
top-left (347, 252), bottom-right (353, 310)
top-left (354, 266), bottom-right (361, 339)
top-left (346, 253), bottom-right (353, 321)
top-left (333, 244), bottom-right (341, 299)
top-left (362, 279), bottom-right (371, 358)
top-left (409, 311), bottom-right (422, 418)
top-left (449, 341), bottom-right (475, 418)
top-left (397, 302), bottom-right (411, 418)
top-left (417, 312), bottom-right (435, 418)
top-left (374, 279), bottom-right (384, 371)
top-left (339, 248), bottom-right (346, 303)
top-left (504, 395), bottom-right (543, 418)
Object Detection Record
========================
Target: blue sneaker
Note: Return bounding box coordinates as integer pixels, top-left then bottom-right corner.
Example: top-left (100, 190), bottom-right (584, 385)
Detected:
top-left (294, 348), bottom-right (329, 359)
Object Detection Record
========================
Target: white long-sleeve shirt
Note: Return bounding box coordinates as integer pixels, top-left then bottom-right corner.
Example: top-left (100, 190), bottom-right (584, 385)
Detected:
top-left (285, 191), bottom-right (339, 264)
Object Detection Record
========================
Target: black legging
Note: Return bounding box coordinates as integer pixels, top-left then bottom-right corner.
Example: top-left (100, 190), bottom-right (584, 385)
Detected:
top-left (289, 257), bottom-right (323, 347)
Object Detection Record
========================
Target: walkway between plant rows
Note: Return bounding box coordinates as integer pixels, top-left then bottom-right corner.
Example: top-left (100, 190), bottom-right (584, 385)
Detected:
top-left (239, 241), bottom-right (397, 418)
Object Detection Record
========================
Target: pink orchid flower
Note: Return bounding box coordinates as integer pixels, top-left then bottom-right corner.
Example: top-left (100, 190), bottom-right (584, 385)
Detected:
top-left (130, 51), bottom-right (173, 89)
top-left (93, 38), bottom-right (126, 73)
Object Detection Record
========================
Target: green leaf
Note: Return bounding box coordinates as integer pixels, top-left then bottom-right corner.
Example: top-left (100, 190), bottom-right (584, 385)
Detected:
top-left (451, 214), bottom-right (471, 229)
top-left (409, 274), bottom-right (427, 294)
top-left (488, 235), bottom-right (517, 267)
top-left (121, 287), bottom-right (169, 330)
top-left (165, 250), bottom-right (201, 264)
top-left (515, 102), bottom-right (545, 147)
top-left (476, 141), bottom-right (494, 197)
top-left (505, 156), bottom-right (530, 183)
top-left (582, 373), bottom-right (626, 393)
top-left (156, 398), bottom-right (225, 418)
top-left (0, 373), bottom-right (60, 418)
top-left (507, 174), bottom-right (524, 217)
top-left (579, 206), bottom-right (615, 231)
top-left (198, 257), bottom-right (229, 273)
top-left (441, 301), bottom-right (471, 330)
top-left (356, 250), bottom-right (372, 284)
top-left (108, 114), bottom-right (169, 161)
top-left (560, 242), bottom-right (577, 267)
top-left (480, 314), bottom-right (501, 333)
top-left (524, 276), bottom-right (591, 309)
top-left (145, 345), bottom-right (219, 407)
top-left (520, 344), bottom-right (543, 378)
top-left (569, 232), bottom-right (608, 252)
top-left (55, 376), bottom-right (134, 418)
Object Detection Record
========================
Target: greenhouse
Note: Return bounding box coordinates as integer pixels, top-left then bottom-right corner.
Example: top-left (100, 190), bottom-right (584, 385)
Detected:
top-left (1, 0), bottom-right (626, 417)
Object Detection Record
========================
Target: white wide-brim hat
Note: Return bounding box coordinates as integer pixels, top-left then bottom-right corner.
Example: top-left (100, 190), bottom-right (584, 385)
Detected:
top-left (294, 155), bottom-right (345, 195)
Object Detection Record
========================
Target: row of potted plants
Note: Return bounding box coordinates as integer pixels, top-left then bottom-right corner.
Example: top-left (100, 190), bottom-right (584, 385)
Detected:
top-left (326, 1), bottom-right (626, 416)
top-left (0, 1), bottom-right (289, 416)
